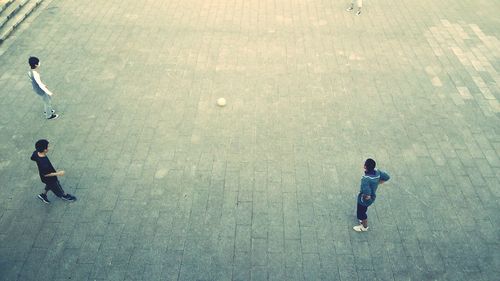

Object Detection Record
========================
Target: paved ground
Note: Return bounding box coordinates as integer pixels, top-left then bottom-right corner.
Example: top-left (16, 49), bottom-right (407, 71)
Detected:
top-left (0, 0), bottom-right (499, 280)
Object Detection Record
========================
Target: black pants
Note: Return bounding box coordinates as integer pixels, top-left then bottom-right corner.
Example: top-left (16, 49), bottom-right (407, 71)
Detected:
top-left (45, 180), bottom-right (65, 197)
top-left (357, 203), bottom-right (368, 220)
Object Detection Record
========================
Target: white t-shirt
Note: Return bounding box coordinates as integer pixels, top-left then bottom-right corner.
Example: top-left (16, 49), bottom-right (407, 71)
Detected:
top-left (28, 70), bottom-right (52, 96)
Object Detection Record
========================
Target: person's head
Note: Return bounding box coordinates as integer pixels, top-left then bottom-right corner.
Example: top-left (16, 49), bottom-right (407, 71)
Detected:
top-left (28, 57), bottom-right (40, 69)
top-left (364, 158), bottom-right (376, 173)
top-left (35, 139), bottom-right (49, 153)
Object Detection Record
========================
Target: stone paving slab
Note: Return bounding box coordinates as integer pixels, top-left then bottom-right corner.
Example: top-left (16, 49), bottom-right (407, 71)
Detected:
top-left (0, 0), bottom-right (499, 280)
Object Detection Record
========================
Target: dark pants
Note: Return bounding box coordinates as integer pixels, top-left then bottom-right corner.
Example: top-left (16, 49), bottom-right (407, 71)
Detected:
top-left (357, 203), bottom-right (368, 220)
top-left (45, 180), bottom-right (65, 197)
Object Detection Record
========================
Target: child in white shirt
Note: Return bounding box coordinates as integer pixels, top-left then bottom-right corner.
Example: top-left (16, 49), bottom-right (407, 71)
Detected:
top-left (28, 56), bottom-right (58, 120)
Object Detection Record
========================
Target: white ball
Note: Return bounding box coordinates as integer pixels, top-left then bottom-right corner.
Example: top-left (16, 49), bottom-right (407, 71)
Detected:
top-left (217, 98), bottom-right (227, 107)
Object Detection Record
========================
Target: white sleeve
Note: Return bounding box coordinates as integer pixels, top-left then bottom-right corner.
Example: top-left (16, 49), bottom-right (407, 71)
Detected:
top-left (32, 72), bottom-right (52, 95)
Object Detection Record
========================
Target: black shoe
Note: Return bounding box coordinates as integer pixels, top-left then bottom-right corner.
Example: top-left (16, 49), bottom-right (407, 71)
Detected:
top-left (61, 194), bottom-right (76, 202)
top-left (37, 193), bottom-right (50, 204)
top-left (47, 114), bottom-right (59, 120)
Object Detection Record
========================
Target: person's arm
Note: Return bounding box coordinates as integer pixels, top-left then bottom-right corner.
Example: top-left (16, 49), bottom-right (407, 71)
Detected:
top-left (44, 170), bottom-right (65, 177)
top-left (379, 171), bottom-right (390, 184)
top-left (32, 71), bottom-right (53, 96)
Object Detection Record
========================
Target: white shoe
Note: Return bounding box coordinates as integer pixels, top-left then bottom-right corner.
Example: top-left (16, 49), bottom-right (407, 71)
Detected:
top-left (356, 9), bottom-right (361, 15)
top-left (346, 6), bottom-right (354, 11)
top-left (353, 225), bottom-right (369, 232)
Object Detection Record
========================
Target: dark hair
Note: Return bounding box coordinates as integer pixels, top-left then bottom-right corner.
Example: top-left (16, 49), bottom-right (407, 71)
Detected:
top-left (364, 158), bottom-right (376, 172)
top-left (28, 57), bottom-right (39, 69)
top-left (35, 139), bottom-right (49, 152)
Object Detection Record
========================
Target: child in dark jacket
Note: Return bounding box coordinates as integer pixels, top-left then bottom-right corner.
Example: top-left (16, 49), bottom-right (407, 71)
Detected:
top-left (31, 139), bottom-right (76, 204)
top-left (353, 158), bottom-right (390, 232)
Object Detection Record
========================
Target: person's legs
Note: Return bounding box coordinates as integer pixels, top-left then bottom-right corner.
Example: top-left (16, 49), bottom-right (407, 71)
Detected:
top-left (47, 181), bottom-right (65, 198)
top-left (347, 0), bottom-right (354, 11)
top-left (355, 0), bottom-right (362, 15)
top-left (41, 94), bottom-right (53, 119)
top-left (50, 180), bottom-right (76, 201)
top-left (347, 0), bottom-right (362, 14)
top-left (356, 204), bottom-right (368, 221)
top-left (354, 203), bottom-right (369, 231)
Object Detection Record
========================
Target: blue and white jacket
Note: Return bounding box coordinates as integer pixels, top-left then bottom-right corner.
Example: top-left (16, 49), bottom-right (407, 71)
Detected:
top-left (357, 169), bottom-right (390, 207)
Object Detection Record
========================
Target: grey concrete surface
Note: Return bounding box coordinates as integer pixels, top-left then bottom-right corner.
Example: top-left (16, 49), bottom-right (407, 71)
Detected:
top-left (0, 0), bottom-right (499, 280)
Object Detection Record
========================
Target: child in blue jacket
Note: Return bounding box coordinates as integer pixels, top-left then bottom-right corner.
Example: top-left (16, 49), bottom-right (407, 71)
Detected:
top-left (353, 158), bottom-right (390, 232)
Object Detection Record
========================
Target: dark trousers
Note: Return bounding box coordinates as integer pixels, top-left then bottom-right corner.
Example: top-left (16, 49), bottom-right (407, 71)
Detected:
top-left (45, 180), bottom-right (65, 197)
top-left (357, 203), bottom-right (368, 220)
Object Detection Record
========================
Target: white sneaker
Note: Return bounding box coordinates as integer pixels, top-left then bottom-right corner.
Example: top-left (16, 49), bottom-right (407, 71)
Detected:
top-left (353, 225), bottom-right (369, 232)
top-left (346, 6), bottom-right (354, 11)
top-left (356, 9), bottom-right (361, 15)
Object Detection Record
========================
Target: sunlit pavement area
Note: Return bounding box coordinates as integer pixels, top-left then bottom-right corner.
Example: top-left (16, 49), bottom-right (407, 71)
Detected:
top-left (0, 0), bottom-right (499, 280)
